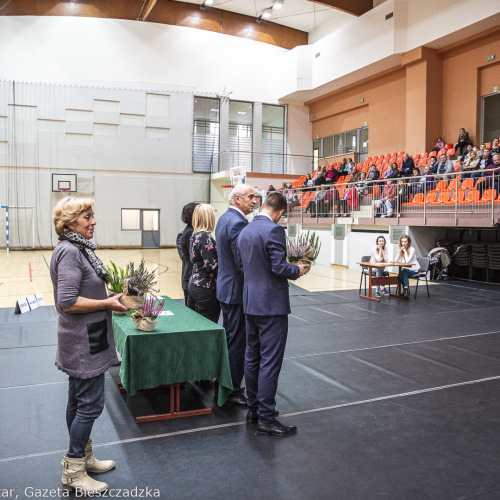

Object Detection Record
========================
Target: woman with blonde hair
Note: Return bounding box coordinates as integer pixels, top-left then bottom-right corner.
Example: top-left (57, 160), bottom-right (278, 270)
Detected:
top-left (50, 196), bottom-right (128, 494)
top-left (397, 234), bottom-right (419, 297)
top-left (188, 204), bottom-right (220, 323)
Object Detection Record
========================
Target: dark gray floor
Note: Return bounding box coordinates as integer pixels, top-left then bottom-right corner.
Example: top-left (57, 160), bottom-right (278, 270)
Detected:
top-left (2, 282), bottom-right (500, 498)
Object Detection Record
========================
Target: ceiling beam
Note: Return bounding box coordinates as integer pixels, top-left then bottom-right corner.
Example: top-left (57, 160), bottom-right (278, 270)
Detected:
top-left (309, 0), bottom-right (372, 17)
top-left (139, 0), bottom-right (158, 21)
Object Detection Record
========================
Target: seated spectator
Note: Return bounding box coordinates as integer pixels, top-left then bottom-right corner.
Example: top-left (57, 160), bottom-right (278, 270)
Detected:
top-left (433, 154), bottom-right (454, 180)
top-left (409, 168), bottom-right (422, 195)
top-left (370, 235), bottom-right (389, 299)
top-left (471, 149), bottom-right (493, 179)
top-left (308, 186), bottom-right (327, 217)
top-left (478, 154), bottom-right (500, 195)
top-left (375, 179), bottom-right (396, 218)
top-left (339, 184), bottom-right (358, 217)
top-left (401, 153), bottom-right (415, 177)
top-left (267, 184), bottom-right (276, 193)
top-left (325, 166), bottom-right (338, 184)
top-left (303, 174), bottom-right (314, 189)
top-left (427, 156), bottom-right (438, 173)
top-left (397, 234), bottom-right (418, 298)
top-left (285, 189), bottom-right (300, 212)
top-left (314, 171), bottom-right (327, 186)
top-left (477, 144), bottom-right (486, 157)
top-left (350, 168), bottom-right (361, 183)
top-left (434, 137), bottom-right (445, 152)
top-left (356, 172), bottom-right (369, 197)
top-left (346, 158), bottom-right (356, 173)
top-left (459, 151), bottom-right (479, 179)
top-left (416, 165), bottom-right (435, 194)
top-left (490, 138), bottom-right (500, 155)
top-left (323, 186), bottom-right (335, 216)
top-left (454, 127), bottom-right (472, 157)
top-left (384, 163), bottom-right (401, 182)
top-left (338, 158), bottom-right (348, 174)
top-left (367, 164), bottom-right (380, 185)
top-left (459, 144), bottom-right (474, 165)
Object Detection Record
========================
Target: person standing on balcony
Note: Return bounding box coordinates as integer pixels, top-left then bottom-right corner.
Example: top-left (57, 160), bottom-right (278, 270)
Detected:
top-left (455, 128), bottom-right (472, 157)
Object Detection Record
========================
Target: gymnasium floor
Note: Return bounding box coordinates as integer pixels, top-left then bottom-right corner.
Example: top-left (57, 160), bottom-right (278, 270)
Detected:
top-left (2, 250), bottom-right (500, 499)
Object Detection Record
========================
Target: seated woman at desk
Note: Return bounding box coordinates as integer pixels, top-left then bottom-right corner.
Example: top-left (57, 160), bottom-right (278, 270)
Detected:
top-left (188, 204), bottom-right (221, 323)
top-left (397, 234), bottom-right (419, 298)
top-left (370, 235), bottom-right (389, 299)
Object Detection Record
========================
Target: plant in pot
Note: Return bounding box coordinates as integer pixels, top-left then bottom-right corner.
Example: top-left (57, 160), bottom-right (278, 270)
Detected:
top-left (120, 259), bottom-right (159, 310)
top-left (286, 231), bottom-right (321, 274)
top-left (104, 260), bottom-right (130, 314)
top-left (130, 297), bottom-right (165, 332)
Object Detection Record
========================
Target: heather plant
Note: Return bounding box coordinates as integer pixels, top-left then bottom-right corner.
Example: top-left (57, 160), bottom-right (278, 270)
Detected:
top-left (131, 297), bottom-right (165, 320)
top-left (125, 259), bottom-right (159, 296)
top-left (287, 231), bottom-right (321, 263)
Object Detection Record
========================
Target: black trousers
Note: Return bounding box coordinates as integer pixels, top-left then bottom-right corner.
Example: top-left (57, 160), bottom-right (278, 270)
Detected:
top-left (183, 289), bottom-right (195, 311)
top-left (188, 285), bottom-right (221, 324)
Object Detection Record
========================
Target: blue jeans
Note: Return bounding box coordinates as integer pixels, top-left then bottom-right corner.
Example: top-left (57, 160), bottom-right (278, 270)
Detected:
top-left (66, 374), bottom-right (105, 458)
top-left (375, 267), bottom-right (385, 293)
top-left (400, 269), bottom-right (418, 287)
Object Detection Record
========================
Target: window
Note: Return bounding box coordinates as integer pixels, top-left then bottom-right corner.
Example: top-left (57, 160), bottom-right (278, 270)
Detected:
top-left (262, 104), bottom-right (285, 174)
top-left (193, 97), bottom-right (220, 173)
top-left (314, 127), bottom-right (369, 160)
top-left (229, 101), bottom-right (253, 171)
top-left (121, 209), bottom-right (140, 230)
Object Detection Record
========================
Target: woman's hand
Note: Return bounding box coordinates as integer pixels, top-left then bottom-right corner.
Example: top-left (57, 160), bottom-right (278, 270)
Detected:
top-left (106, 293), bottom-right (128, 312)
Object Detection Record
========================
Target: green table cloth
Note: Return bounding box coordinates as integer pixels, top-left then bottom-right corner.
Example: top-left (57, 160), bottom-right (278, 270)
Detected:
top-left (112, 296), bottom-right (233, 407)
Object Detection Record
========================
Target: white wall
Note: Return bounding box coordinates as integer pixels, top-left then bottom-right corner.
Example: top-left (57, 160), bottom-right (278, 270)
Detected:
top-left (0, 16), bottom-right (288, 104)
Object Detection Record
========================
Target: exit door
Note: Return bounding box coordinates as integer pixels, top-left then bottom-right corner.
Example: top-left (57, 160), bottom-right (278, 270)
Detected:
top-left (141, 210), bottom-right (160, 249)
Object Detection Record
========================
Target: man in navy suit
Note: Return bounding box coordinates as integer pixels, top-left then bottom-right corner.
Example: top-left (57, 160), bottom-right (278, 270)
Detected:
top-left (215, 183), bottom-right (258, 405)
top-left (238, 192), bottom-right (309, 435)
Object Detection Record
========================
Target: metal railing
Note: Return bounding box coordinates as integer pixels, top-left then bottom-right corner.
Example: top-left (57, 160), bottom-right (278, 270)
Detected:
top-left (277, 168), bottom-right (500, 226)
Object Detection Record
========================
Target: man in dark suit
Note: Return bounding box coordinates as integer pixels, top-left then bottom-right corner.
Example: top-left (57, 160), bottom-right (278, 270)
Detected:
top-left (215, 183), bottom-right (258, 405)
top-left (237, 192), bottom-right (309, 436)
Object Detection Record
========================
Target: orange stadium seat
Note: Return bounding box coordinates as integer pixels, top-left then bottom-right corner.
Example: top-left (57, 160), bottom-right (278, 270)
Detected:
top-left (459, 178), bottom-right (475, 190)
top-left (477, 189), bottom-right (497, 204)
top-left (410, 193), bottom-right (424, 205)
top-left (432, 181), bottom-right (448, 192)
top-left (444, 191), bottom-right (465, 204)
top-left (459, 190), bottom-right (481, 204)
top-left (430, 191), bottom-right (450, 204)
top-left (446, 148), bottom-right (456, 157)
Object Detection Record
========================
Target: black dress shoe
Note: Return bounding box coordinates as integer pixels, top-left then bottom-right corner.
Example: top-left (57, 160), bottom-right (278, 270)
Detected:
top-left (224, 392), bottom-right (248, 406)
top-left (246, 410), bottom-right (279, 423)
top-left (256, 419), bottom-right (297, 436)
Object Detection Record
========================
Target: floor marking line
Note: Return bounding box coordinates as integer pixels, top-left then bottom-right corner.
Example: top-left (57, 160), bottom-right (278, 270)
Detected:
top-left (310, 306), bottom-right (343, 317)
top-left (146, 260), bottom-right (169, 275)
top-left (42, 253), bottom-right (50, 271)
top-left (2, 375), bottom-right (500, 463)
top-left (289, 314), bottom-right (308, 323)
top-left (284, 330), bottom-right (500, 360)
top-left (0, 381), bottom-right (68, 390)
top-left (29, 262), bottom-right (33, 282)
top-left (344, 303), bottom-right (382, 315)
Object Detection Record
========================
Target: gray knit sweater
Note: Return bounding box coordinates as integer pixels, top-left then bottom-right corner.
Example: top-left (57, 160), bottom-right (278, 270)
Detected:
top-left (50, 240), bottom-right (118, 379)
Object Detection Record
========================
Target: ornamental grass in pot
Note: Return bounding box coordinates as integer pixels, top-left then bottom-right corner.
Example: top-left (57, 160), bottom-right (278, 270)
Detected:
top-left (286, 231), bottom-right (321, 274)
top-left (131, 297), bottom-right (165, 332)
top-left (104, 260), bottom-right (130, 315)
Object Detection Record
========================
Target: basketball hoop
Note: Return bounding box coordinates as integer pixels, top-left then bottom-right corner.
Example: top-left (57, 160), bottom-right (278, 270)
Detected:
top-left (60, 188), bottom-right (70, 196)
top-left (221, 185), bottom-right (234, 200)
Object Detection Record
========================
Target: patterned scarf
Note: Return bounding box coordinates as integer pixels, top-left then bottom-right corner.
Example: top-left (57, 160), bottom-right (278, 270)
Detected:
top-left (61, 229), bottom-right (109, 282)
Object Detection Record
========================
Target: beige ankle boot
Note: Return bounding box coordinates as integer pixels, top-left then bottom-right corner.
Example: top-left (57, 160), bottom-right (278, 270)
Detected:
top-left (61, 454), bottom-right (108, 494)
top-left (85, 439), bottom-right (115, 473)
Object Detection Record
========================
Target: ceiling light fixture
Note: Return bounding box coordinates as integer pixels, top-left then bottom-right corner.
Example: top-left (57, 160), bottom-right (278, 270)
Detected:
top-left (257, 8), bottom-right (272, 22)
top-left (201, 0), bottom-right (214, 10)
top-left (273, 0), bottom-right (284, 10)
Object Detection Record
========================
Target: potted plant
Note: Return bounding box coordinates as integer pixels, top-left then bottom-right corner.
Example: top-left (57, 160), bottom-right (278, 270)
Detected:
top-left (104, 260), bottom-right (130, 314)
top-left (120, 259), bottom-right (159, 310)
top-left (286, 231), bottom-right (321, 274)
top-left (131, 297), bottom-right (165, 332)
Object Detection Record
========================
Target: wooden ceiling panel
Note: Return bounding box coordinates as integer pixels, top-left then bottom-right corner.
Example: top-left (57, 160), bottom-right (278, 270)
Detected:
top-left (309, 0), bottom-right (372, 16)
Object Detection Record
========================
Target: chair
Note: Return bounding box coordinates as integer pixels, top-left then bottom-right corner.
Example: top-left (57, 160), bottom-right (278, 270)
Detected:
top-left (476, 189), bottom-right (497, 204)
top-left (459, 190), bottom-right (481, 204)
top-left (432, 180), bottom-right (448, 192)
top-left (410, 257), bottom-right (430, 298)
top-left (444, 190), bottom-right (465, 205)
top-left (359, 256), bottom-right (390, 296)
top-left (459, 178), bottom-right (475, 190)
top-left (446, 148), bottom-right (456, 157)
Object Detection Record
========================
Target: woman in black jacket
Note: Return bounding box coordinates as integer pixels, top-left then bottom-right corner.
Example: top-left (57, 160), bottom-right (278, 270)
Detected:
top-left (179, 202), bottom-right (199, 310)
top-left (455, 128), bottom-right (472, 157)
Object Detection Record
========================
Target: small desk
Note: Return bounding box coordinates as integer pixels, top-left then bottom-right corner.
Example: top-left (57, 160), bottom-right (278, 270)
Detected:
top-left (113, 296), bottom-right (233, 423)
top-left (357, 262), bottom-right (414, 301)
